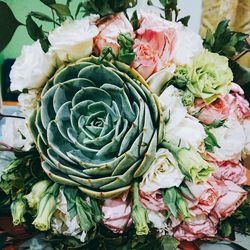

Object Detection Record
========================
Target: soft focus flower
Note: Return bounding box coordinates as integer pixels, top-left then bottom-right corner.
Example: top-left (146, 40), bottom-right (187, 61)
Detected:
top-left (139, 189), bottom-right (165, 212)
top-left (243, 118), bottom-right (250, 155)
top-left (209, 116), bottom-right (246, 161)
top-left (140, 148), bottom-right (184, 192)
top-left (225, 84), bottom-right (250, 123)
top-left (184, 50), bottom-right (233, 103)
top-left (10, 41), bottom-right (56, 91)
top-left (1, 116), bottom-right (33, 151)
top-left (94, 13), bottom-right (134, 55)
top-left (173, 214), bottom-right (218, 241)
top-left (162, 142), bottom-right (214, 184)
top-left (51, 188), bottom-right (86, 242)
top-left (211, 179), bottom-right (247, 219)
top-left (18, 90), bottom-right (40, 119)
top-left (160, 86), bottom-right (206, 150)
top-left (102, 192), bottom-right (132, 234)
top-left (25, 180), bottom-right (51, 209)
top-left (11, 194), bottom-right (26, 225)
top-left (49, 16), bottom-right (99, 62)
top-left (132, 12), bottom-right (177, 79)
top-left (193, 96), bottom-right (230, 125)
top-left (32, 183), bottom-right (60, 231)
top-left (185, 179), bottom-right (219, 216)
top-left (212, 161), bottom-right (247, 186)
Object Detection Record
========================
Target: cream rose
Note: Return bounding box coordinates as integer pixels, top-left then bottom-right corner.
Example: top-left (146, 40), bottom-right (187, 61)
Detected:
top-left (49, 15), bottom-right (99, 62)
top-left (140, 148), bottom-right (184, 192)
top-left (160, 86), bottom-right (206, 150)
top-left (10, 41), bottom-right (56, 92)
top-left (210, 115), bottom-right (246, 161)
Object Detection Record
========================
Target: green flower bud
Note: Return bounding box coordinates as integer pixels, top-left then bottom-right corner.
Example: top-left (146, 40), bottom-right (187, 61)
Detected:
top-left (176, 192), bottom-right (190, 221)
top-left (162, 142), bottom-right (214, 184)
top-left (25, 180), bottom-right (51, 209)
top-left (11, 194), bottom-right (26, 225)
top-left (182, 90), bottom-right (195, 107)
top-left (132, 182), bottom-right (149, 235)
top-left (32, 183), bottom-right (60, 231)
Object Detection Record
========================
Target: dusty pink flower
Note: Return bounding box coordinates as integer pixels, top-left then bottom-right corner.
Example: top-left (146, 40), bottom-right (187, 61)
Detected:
top-left (194, 97), bottom-right (230, 125)
top-left (132, 13), bottom-right (176, 79)
top-left (210, 178), bottom-right (247, 219)
top-left (213, 161), bottom-right (247, 186)
top-left (173, 214), bottom-right (218, 241)
top-left (139, 189), bottom-right (166, 212)
top-left (94, 13), bottom-right (134, 55)
top-left (224, 84), bottom-right (250, 123)
top-left (185, 178), bottom-right (219, 216)
top-left (102, 192), bottom-right (132, 234)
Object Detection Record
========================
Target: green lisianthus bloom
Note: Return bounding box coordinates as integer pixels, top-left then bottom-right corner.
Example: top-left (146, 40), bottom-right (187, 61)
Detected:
top-left (187, 50), bottom-right (233, 103)
top-left (171, 50), bottom-right (233, 103)
top-left (11, 194), bottom-right (27, 225)
top-left (162, 142), bottom-right (214, 184)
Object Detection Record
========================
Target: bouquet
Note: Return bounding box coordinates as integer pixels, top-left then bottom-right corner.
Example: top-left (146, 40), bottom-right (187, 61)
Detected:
top-left (1, 0), bottom-right (250, 249)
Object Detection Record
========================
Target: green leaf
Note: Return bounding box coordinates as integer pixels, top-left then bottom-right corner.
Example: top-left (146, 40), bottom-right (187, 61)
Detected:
top-left (177, 15), bottom-right (190, 26)
top-left (39, 37), bottom-right (50, 53)
top-left (64, 186), bottom-right (78, 219)
top-left (130, 10), bottom-right (139, 31)
top-left (161, 235), bottom-right (179, 250)
top-left (204, 127), bottom-right (220, 153)
top-left (50, 3), bottom-right (72, 21)
top-left (218, 219), bottom-right (233, 238)
top-left (81, 0), bottom-right (137, 17)
top-left (0, 1), bottom-right (22, 51)
top-left (178, 183), bottom-right (195, 200)
top-left (26, 15), bottom-right (43, 41)
top-left (29, 11), bottom-right (59, 25)
top-left (40, 0), bottom-right (56, 5)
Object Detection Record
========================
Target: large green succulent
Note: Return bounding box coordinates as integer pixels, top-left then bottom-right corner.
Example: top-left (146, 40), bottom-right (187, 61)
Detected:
top-left (28, 57), bottom-right (163, 199)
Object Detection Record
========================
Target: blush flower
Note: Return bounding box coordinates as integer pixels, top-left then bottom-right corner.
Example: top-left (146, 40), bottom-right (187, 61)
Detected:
top-left (102, 192), bottom-right (132, 234)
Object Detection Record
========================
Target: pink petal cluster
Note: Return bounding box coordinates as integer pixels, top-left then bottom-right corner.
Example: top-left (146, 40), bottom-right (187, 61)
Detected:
top-left (101, 192), bottom-right (132, 234)
top-left (94, 13), bottom-right (134, 55)
top-left (132, 13), bottom-right (176, 79)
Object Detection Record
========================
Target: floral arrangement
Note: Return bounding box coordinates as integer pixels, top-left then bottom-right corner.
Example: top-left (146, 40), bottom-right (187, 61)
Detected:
top-left (0, 0), bottom-right (250, 249)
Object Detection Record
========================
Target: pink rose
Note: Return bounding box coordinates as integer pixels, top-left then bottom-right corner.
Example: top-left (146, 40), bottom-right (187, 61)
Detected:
top-left (224, 84), bottom-right (250, 123)
top-left (94, 13), bottom-right (134, 55)
top-left (132, 13), bottom-right (176, 79)
top-left (139, 189), bottom-right (166, 212)
top-left (185, 179), bottom-right (219, 216)
top-left (102, 192), bottom-right (132, 234)
top-left (193, 97), bottom-right (230, 125)
top-left (173, 215), bottom-right (218, 241)
top-left (210, 179), bottom-right (247, 219)
top-left (213, 161), bottom-right (247, 186)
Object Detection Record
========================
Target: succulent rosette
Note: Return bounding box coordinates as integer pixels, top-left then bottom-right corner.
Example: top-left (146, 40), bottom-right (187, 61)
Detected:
top-left (28, 57), bottom-right (163, 199)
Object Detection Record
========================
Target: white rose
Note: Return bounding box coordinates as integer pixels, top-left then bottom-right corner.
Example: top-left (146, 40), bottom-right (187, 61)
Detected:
top-left (10, 41), bottom-right (57, 92)
top-left (140, 148), bottom-right (184, 192)
top-left (243, 118), bottom-right (250, 155)
top-left (1, 116), bottom-right (33, 151)
top-left (160, 86), bottom-right (206, 150)
top-left (18, 89), bottom-right (40, 119)
top-left (51, 188), bottom-right (86, 242)
top-left (49, 15), bottom-right (99, 62)
top-left (210, 116), bottom-right (246, 161)
top-left (172, 27), bottom-right (203, 66)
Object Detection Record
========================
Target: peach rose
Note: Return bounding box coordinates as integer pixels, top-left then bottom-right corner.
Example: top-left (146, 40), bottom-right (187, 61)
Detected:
top-left (94, 13), bottom-right (134, 55)
top-left (193, 97), bottom-right (230, 125)
top-left (213, 161), bottom-right (247, 186)
top-left (139, 189), bottom-right (166, 212)
top-left (185, 178), bottom-right (219, 216)
top-left (210, 179), bottom-right (247, 219)
top-left (173, 214), bottom-right (218, 241)
top-left (132, 13), bottom-right (176, 79)
top-left (101, 192), bottom-right (132, 234)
